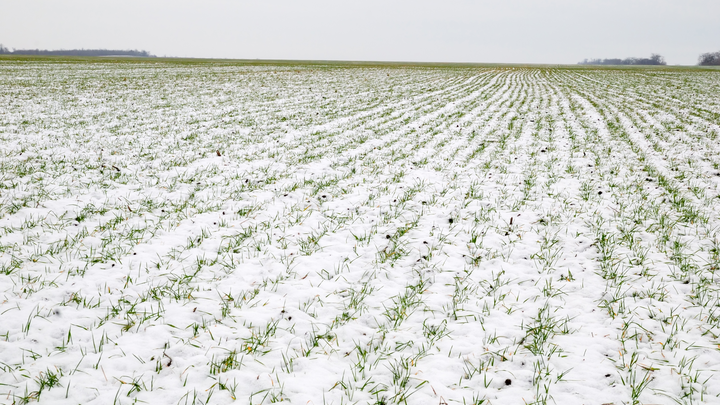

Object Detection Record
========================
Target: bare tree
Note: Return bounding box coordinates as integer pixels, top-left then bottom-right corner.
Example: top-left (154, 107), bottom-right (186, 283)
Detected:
top-left (649, 54), bottom-right (666, 65)
top-left (698, 51), bottom-right (720, 66)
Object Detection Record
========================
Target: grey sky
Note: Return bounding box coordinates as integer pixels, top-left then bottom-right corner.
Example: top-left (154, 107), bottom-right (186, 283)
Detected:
top-left (2, 0), bottom-right (718, 65)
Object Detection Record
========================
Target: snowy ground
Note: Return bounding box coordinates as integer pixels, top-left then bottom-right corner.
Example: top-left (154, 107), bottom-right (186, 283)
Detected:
top-left (1, 61), bottom-right (720, 405)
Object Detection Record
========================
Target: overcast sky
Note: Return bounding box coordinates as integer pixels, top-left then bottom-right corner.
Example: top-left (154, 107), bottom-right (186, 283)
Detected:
top-left (2, 0), bottom-right (718, 65)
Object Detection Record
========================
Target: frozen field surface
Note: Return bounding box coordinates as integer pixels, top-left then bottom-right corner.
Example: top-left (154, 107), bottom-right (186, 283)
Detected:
top-left (1, 61), bottom-right (720, 405)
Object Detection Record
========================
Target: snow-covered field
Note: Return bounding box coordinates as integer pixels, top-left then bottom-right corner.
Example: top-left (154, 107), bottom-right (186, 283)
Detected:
top-left (1, 61), bottom-right (720, 405)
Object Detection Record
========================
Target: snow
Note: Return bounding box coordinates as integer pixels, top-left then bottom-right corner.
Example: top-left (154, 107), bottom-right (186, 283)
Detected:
top-left (1, 62), bottom-right (720, 404)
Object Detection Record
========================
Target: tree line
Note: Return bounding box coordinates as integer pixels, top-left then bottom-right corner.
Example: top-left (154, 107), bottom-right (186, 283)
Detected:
top-left (0, 44), bottom-right (155, 58)
top-left (2, 43), bottom-right (719, 65)
top-left (579, 54), bottom-right (667, 66)
top-left (578, 51), bottom-right (720, 66)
